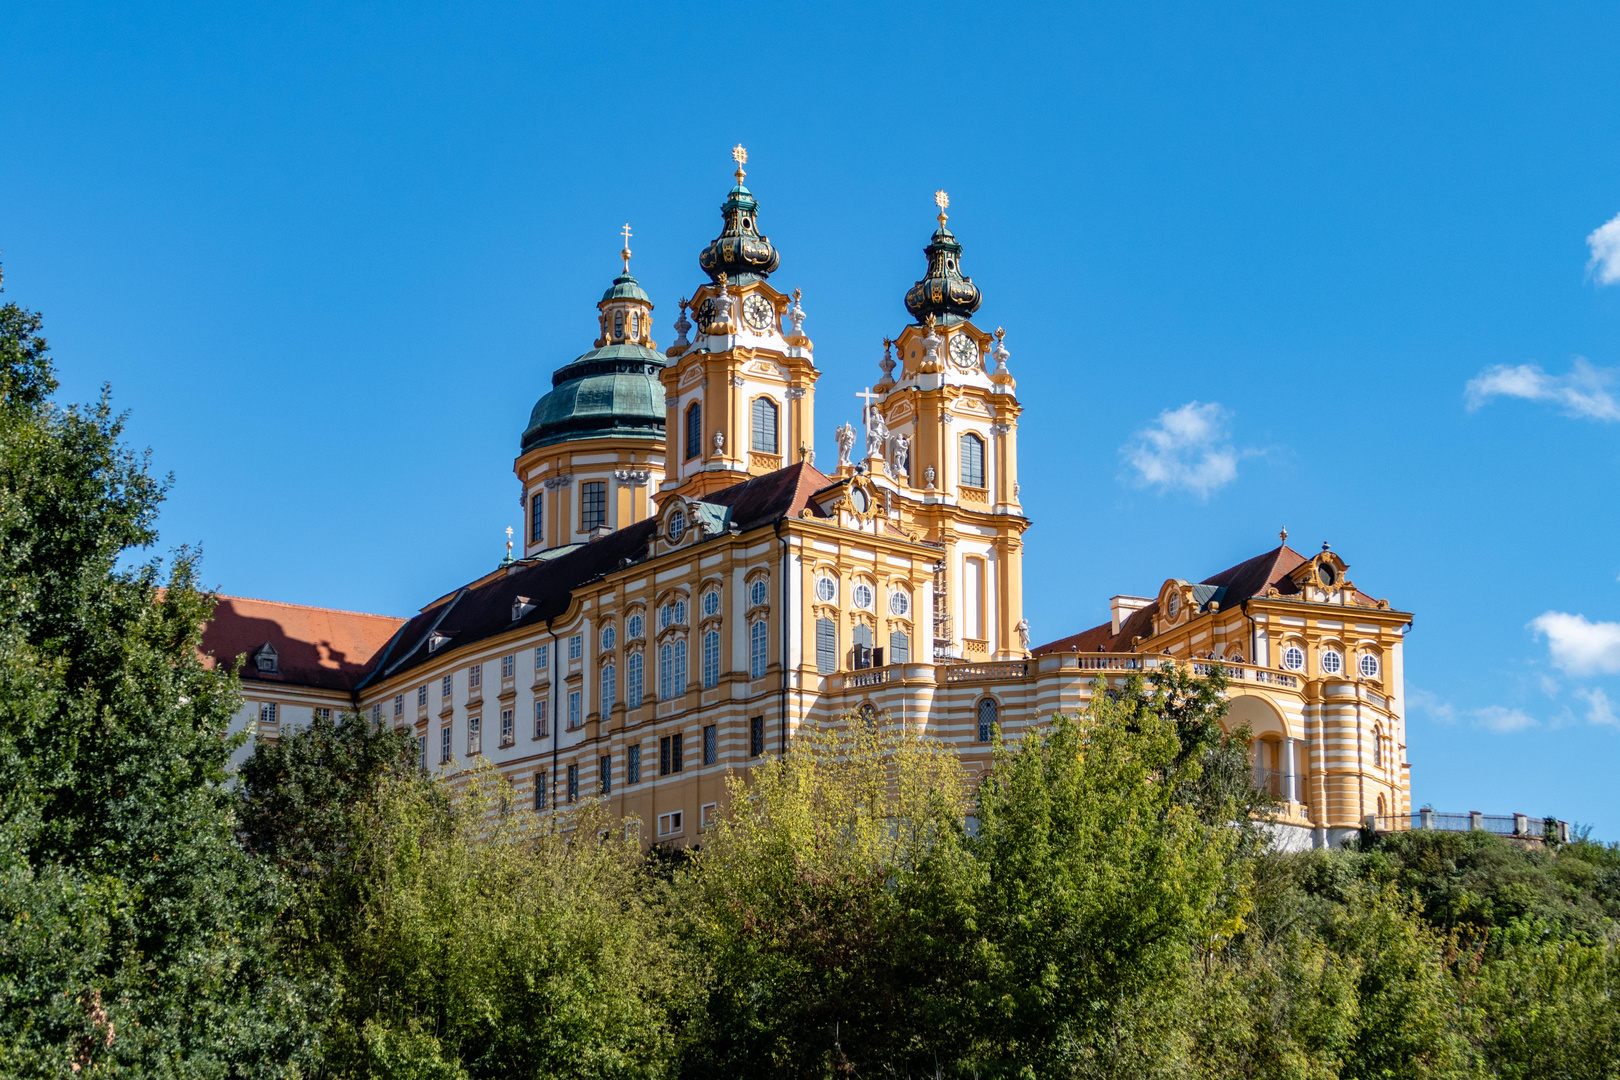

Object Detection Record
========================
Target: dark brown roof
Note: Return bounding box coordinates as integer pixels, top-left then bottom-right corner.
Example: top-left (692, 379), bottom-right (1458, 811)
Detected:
top-left (1032, 544), bottom-right (1344, 656)
top-left (200, 596), bottom-right (406, 691)
top-left (358, 462), bottom-right (837, 688)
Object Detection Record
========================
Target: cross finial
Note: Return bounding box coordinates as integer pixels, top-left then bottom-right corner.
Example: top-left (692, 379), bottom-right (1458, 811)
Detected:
top-left (934, 189), bottom-right (949, 227)
top-left (731, 143), bottom-right (748, 184)
top-left (619, 222), bottom-right (632, 272)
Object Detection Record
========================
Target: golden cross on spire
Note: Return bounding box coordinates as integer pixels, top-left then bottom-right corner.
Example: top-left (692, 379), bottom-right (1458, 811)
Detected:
top-left (731, 143), bottom-right (748, 184)
top-left (934, 189), bottom-right (950, 227)
top-left (619, 222), bottom-right (632, 273)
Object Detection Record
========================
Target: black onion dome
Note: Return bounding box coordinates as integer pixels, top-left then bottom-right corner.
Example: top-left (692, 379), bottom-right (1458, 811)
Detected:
top-left (904, 222), bottom-right (983, 326)
top-left (698, 183), bottom-right (780, 285)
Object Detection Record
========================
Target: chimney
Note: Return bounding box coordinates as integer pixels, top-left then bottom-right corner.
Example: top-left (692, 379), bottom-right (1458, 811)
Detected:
top-left (1109, 595), bottom-right (1152, 635)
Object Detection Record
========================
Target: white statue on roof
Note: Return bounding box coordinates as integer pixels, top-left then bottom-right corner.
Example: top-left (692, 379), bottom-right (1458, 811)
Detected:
top-left (835, 422), bottom-right (856, 468)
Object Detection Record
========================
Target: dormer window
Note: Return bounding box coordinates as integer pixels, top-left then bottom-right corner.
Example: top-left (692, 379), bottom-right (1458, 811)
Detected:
top-left (512, 596), bottom-right (535, 621)
top-left (1318, 563), bottom-right (1337, 587)
top-left (428, 631), bottom-right (450, 654)
top-left (668, 509), bottom-right (686, 542)
top-left (253, 643), bottom-right (279, 675)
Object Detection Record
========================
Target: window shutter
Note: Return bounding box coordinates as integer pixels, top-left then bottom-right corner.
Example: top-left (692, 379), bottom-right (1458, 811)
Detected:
top-left (816, 617), bottom-right (837, 674)
top-left (889, 630), bottom-right (910, 664)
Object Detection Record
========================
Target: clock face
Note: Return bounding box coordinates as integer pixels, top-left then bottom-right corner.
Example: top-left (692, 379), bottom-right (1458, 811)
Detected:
top-left (948, 332), bottom-right (979, 370)
top-left (742, 294), bottom-right (775, 332)
top-left (694, 298), bottom-right (717, 333)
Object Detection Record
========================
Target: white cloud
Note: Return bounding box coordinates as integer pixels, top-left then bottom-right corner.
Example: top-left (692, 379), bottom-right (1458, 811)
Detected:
top-left (1464, 358), bottom-right (1620, 421)
top-left (1475, 706), bottom-right (1539, 733)
top-left (1529, 611), bottom-right (1620, 675)
top-left (1121, 401), bottom-right (1240, 499)
top-left (1588, 211), bottom-right (1620, 286)
top-left (1406, 686), bottom-right (1456, 725)
top-left (1576, 687), bottom-right (1619, 727)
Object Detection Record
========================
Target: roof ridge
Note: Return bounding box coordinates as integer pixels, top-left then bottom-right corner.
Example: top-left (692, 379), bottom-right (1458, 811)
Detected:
top-left (214, 594), bottom-right (404, 622)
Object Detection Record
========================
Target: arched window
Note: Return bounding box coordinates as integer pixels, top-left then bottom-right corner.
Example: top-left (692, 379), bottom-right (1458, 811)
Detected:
top-left (976, 697), bottom-right (999, 742)
top-left (1373, 726), bottom-right (1383, 768)
top-left (959, 432), bottom-right (985, 489)
top-left (627, 650), bottom-right (643, 704)
top-left (857, 703), bottom-right (878, 732)
top-left (749, 619), bottom-right (768, 678)
top-left (600, 663), bottom-right (616, 714)
top-left (751, 397), bottom-right (778, 453)
top-left (685, 402), bottom-right (702, 460)
top-left (630, 311), bottom-right (639, 337)
top-left (702, 630), bottom-right (720, 689)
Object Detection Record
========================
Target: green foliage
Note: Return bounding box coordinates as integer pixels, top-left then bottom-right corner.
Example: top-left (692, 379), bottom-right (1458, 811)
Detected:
top-left (0, 293), bottom-right (305, 1076)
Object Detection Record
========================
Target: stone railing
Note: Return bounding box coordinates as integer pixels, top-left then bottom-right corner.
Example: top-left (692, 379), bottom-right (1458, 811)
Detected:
top-left (1372, 810), bottom-right (1568, 842)
top-left (945, 661), bottom-right (1029, 684)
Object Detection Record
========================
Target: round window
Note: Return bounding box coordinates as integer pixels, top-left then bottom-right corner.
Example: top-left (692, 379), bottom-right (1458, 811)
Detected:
top-left (668, 511), bottom-right (686, 542)
top-left (889, 590), bottom-right (910, 616)
top-left (750, 579), bottom-right (768, 607)
top-left (702, 590), bottom-right (720, 617)
top-left (1282, 645), bottom-right (1305, 671)
top-left (1359, 653), bottom-right (1380, 678)
top-left (853, 583), bottom-right (874, 610)
top-left (627, 614), bottom-right (643, 639)
top-left (1321, 649), bottom-right (1343, 675)
top-left (1167, 593), bottom-right (1182, 619)
top-left (601, 625), bottom-right (615, 651)
top-left (816, 575), bottom-right (837, 603)
top-left (1318, 563), bottom-right (1337, 586)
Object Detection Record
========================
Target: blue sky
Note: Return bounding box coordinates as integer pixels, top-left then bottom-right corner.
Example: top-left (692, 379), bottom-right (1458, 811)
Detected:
top-left (3, 3), bottom-right (1620, 833)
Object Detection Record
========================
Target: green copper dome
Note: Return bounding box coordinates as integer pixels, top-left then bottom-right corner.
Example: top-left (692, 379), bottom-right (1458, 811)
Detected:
top-left (601, 271), bottom-right (651, 303)
top-left (520, 342), bottom-right (668, 452)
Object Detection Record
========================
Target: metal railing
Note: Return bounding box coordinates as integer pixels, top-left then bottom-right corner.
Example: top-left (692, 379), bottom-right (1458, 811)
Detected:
top-left (1370, 811), bottom-right (1568, 842)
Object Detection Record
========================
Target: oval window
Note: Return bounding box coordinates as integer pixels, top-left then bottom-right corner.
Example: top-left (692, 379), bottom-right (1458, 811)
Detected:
top-left (816, 576), bottom-right (837, 603)
top-left (889, 590), bottom-right (910, 616)
top-left (750, 579), bottom-right (768, 607)
top-left (601, 625), bottom-right (615, 651)
top-left (702, 589), bottom-right (720, 617)
top-left (668, 511), bottom-right (686, 542)
top-left (853, 583), bottom-right (874, 610)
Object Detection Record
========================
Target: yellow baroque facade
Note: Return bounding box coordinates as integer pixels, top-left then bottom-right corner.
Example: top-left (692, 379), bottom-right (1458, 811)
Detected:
top-left (205, 154), bottom-right (1413, 851)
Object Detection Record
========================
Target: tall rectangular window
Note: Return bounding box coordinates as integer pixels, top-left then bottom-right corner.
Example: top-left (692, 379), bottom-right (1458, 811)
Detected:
top-left (534, 643), bottom-right (549, 672)
top-left (702, 630), bottom-right (720, 689)
top-left (569, 634), bottom-right (583, 660)
top-left (674, 640), bottom-right (687, 696)
top-left (442, 674), bottom-right (452, 698)
top-left (660, 733), bottom-right (684, 775)
top-left (960, 432), bottom-right (986, 489)
top-left (417, 734), bottom-right (427, 770)
top-left (750, 619), bottom-right (769, 678)
top-left (751, 396), bottom-right (778, 452)
top-left (685, 402), bottom-right (702, 460)
top-left (259, 702), bottom-right (278, 727)
top-left (964, 557), bottom-right (985, 641)
top-left (371, 704), bottom-right (382, 724)
top-left (816, 617), bottom-right (837, 674)
top-left (417, 684), bottom-right (427, 707)
top-left (566, 763), bottom-right (578, 803)
top-left (599, 755), bottom-right (611, 796)
top-left (501, 654), bottom-right (515, 679)
top-left (568, 690), bottom-right (581, 729)
top-left (750, 715), bottom-right (765, 757)
top-left (500, 708), bottom-right (514, 746)
top-left (627, 651), bottom-right (643, 705)
top-left (889, 630), bottom-right (910, 664)
top-left (530, 491), bottom-right (544, 543)
top-left (440, 725), bottom-right (452, 764)
top-left (660, 735), bottom-right (671, 776)
top-left (393, 694), bottom-right (404, 717)
top-left (627, 744), bottom-right (641, 784)
top-left (703, 724), bottom-right (717, 766)
top-left (314, 707), bottom-right (331, 722)
top-left (580, 481), bottom-right (607, 532)
top-left (601, 663), bottom-right (616, 714)
top-left (467, 715), bottom-right (481, 754)
top-left (534, 698), bottom-right (549, 739)
top-left (533, 770), bottom-right (546, 811)
top-left (659, 644), bottom-right (672, 700)
top-left (671, 732), bottom-right (683, 773)
top-left (468, 663), bottom-right (482, 689)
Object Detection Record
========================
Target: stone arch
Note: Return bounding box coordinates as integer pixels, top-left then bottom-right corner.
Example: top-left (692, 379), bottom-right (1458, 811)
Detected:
top-left (1224, 693), bottom-right (1292, 741)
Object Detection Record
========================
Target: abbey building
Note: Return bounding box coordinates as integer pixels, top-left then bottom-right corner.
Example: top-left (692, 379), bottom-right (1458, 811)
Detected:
top-left (203, 150), bottom-right (1413, 850)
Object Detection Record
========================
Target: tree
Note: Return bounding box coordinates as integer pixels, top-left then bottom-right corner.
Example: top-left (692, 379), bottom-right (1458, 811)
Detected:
top-left (0, 287), bottom-right (304, 1076)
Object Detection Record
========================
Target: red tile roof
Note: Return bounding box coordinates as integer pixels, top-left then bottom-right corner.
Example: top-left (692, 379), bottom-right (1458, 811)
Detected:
top-left (201, 595), bottom-right (406, 692)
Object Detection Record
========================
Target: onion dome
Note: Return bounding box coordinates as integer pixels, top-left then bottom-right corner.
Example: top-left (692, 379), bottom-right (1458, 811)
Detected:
top-left (697, 145), bottom-right (780, 285)
top-left (903, 190), bottom-right (982, 326)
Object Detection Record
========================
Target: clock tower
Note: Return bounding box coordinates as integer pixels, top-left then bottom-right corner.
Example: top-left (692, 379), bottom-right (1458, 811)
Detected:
top-left (658, 147), bottom-right (820, 502)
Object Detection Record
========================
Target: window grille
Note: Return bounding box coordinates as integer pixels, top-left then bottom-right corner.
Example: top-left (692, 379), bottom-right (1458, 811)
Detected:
top-left (566, 764), bottom-right (578, 803)
top-left (599, 755), bottom-right (611, 796)
top-left (751, 396), bottom-right (778, 452)
top-left (533, 770), bottom-right (545, 811)
top-left (750, 620), bottom-right (768, 678)
top-left (703, 724), bottom-right (717, 766)
top-left (750, 715), bottom-right (765, 757)
top-left (702, 630), bottom-right (720, 689)
top-left (627, 745), bottom-right (641, 785)
top-left (627, 651), bottom-right (643, 705)
top-left (976, 698), bottom-right (998, 742)
top-left (580, 481), bottom-right (607, 532)
top-left (933, 559), bottom-right (952, 655)
top-left (685, 402), bottom-right (702, 460)
top-left (960, 432), bottom-right (985, 488)
top-left (816, 618), bottom-right (837, 674)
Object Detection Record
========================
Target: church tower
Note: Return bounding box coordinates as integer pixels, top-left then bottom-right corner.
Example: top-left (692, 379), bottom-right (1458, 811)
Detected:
top-left (658, 147), bottom-right (820, 502)
top-left (514, 230), bottom-right (668, 554)
top-left (866, 193), bottom-right (1028, 661)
